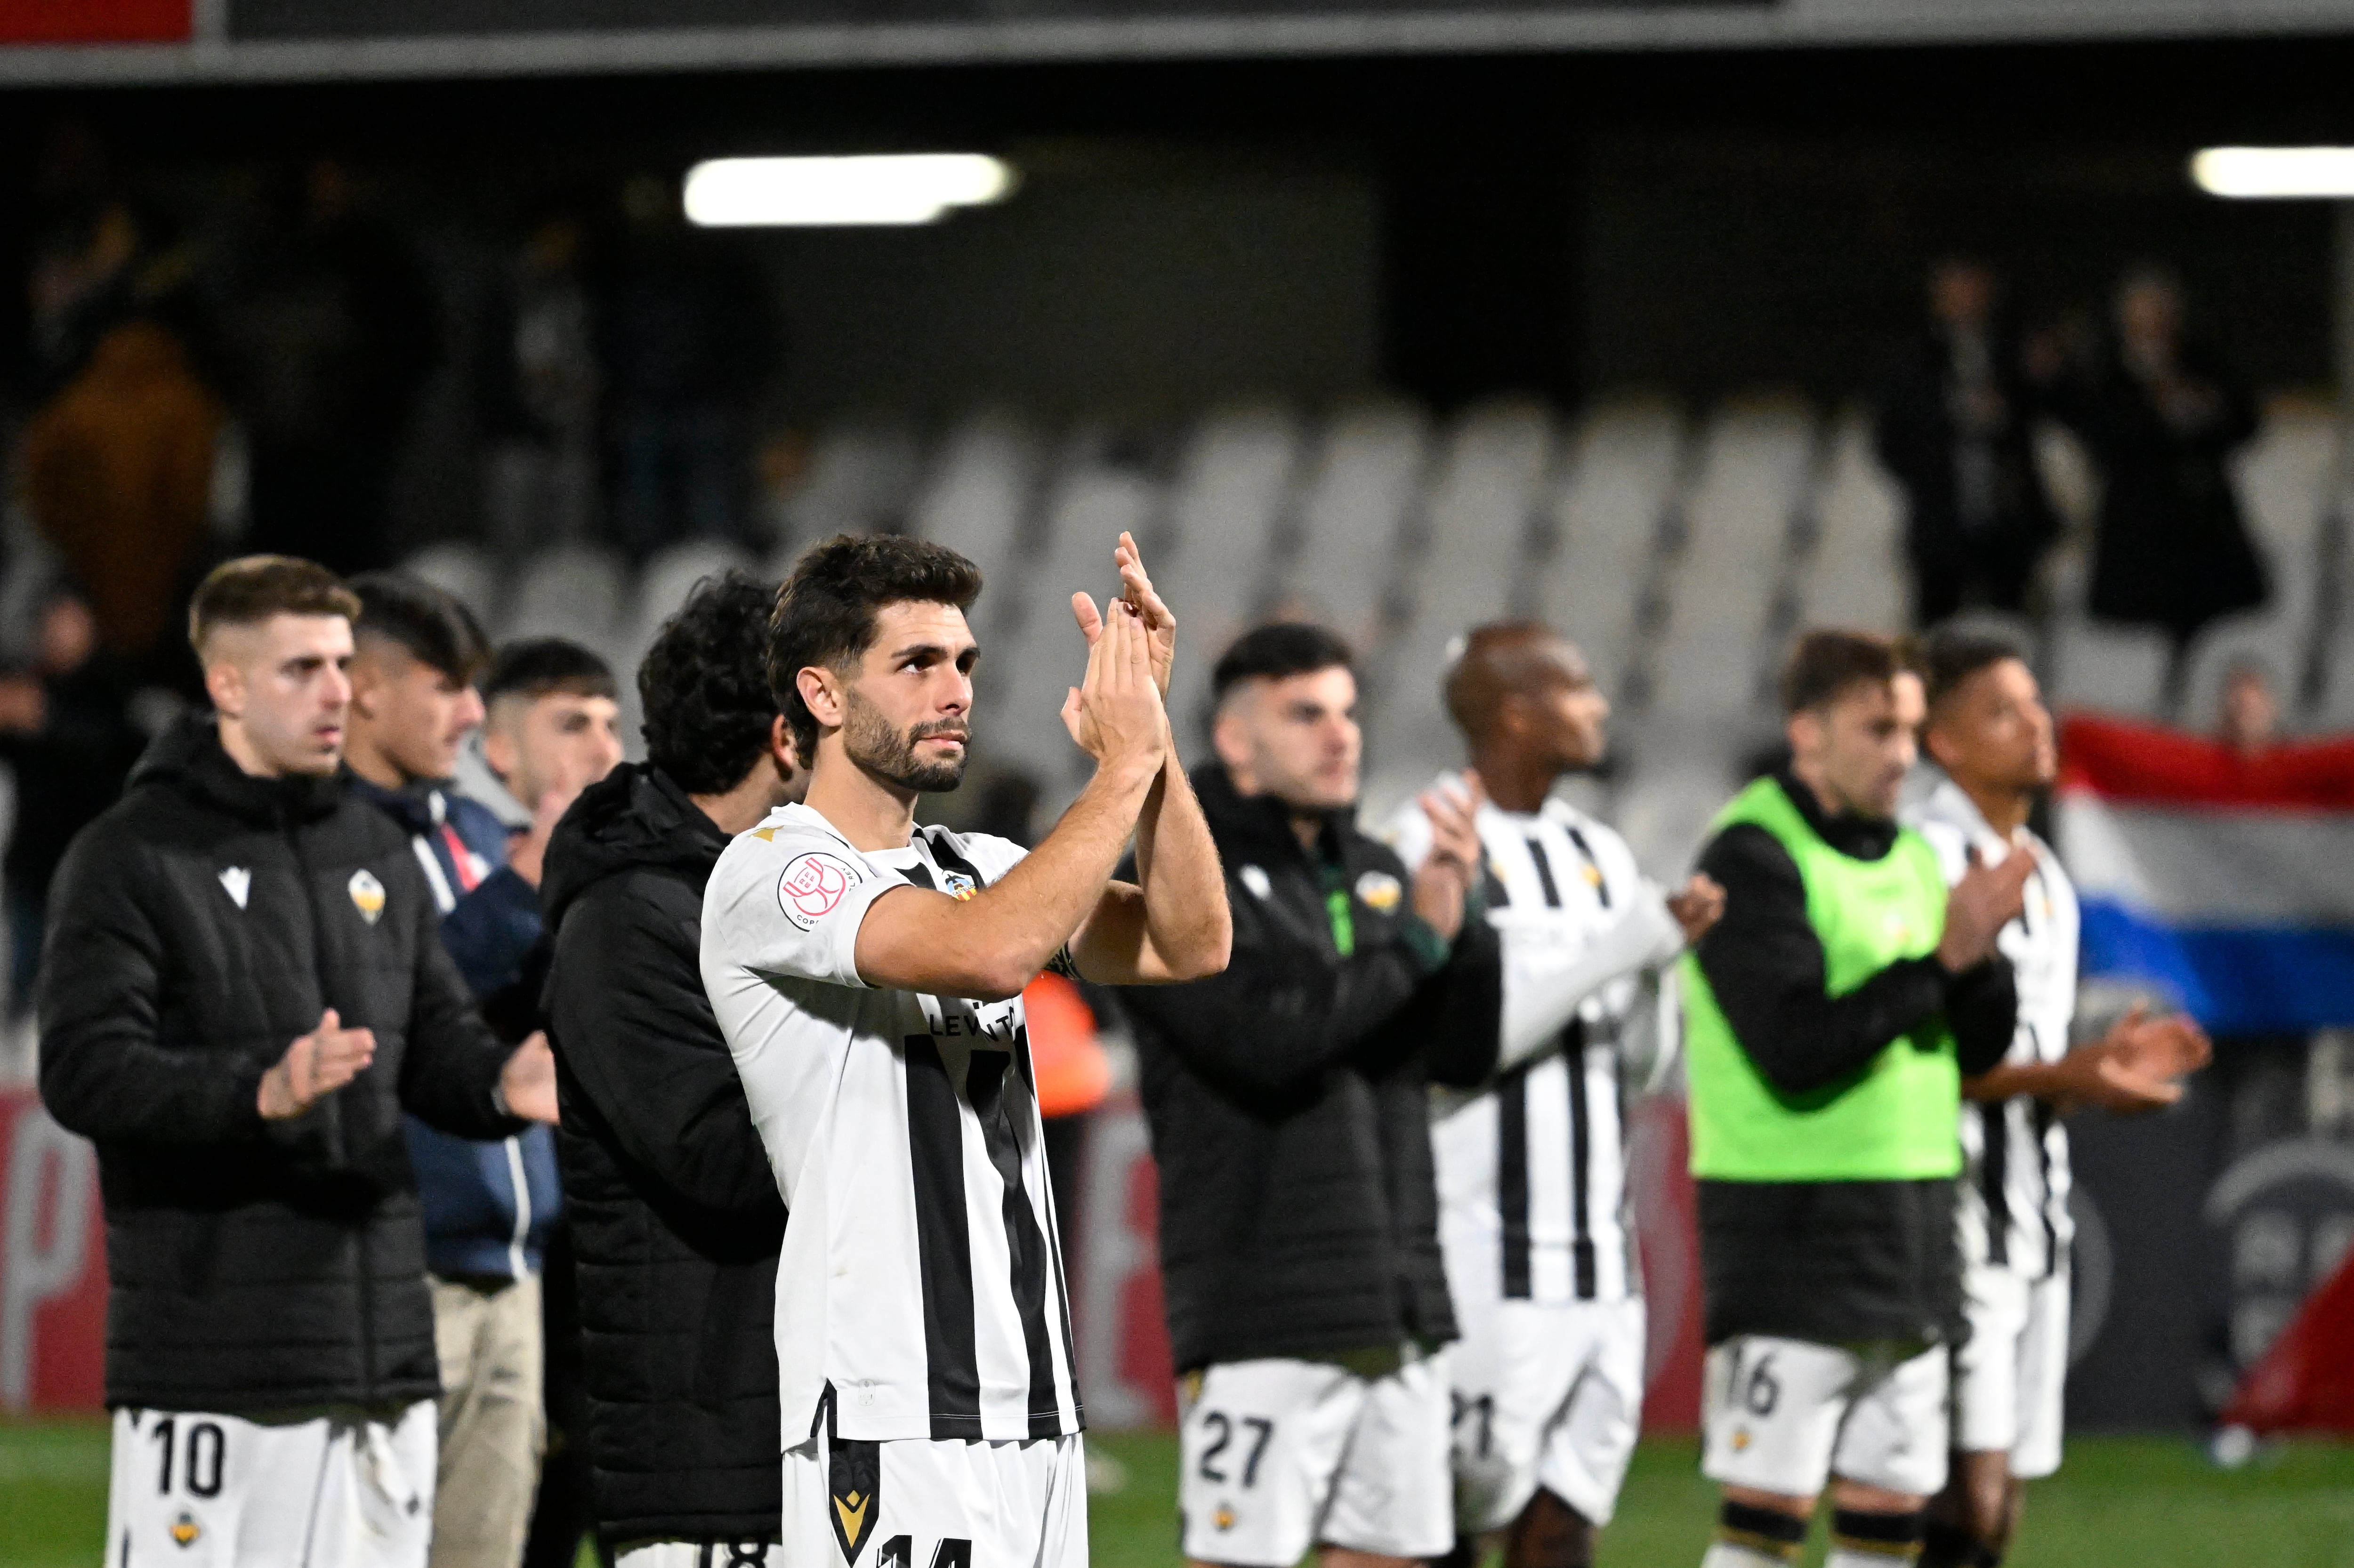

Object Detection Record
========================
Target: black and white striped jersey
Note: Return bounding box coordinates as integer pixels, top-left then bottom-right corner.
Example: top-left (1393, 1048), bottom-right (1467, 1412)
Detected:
top-left (701, 803), bottom-right (1083, 1446)
top-left (1388, 780), bottom-right (1684, 1307)
top-left (1911, 780), bottom-right (2079, 1280)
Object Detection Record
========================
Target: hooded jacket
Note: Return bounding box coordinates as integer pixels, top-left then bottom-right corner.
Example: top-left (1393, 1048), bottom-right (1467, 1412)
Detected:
top-left (349, 772), bottom-right (560, 1282)
top-left (540, 763), bottom-right (784, 1547)
top-left (37, 713), bottom-right (522, 1413)
top-left (1117, 764), bottom-right (1504, 1373)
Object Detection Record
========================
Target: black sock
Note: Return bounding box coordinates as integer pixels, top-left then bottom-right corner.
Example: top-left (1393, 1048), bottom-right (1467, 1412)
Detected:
top-left (1717, 1500), bottom-right (1809, 1563)
top-left (1829, 1508), bottom-right (1928, 1561)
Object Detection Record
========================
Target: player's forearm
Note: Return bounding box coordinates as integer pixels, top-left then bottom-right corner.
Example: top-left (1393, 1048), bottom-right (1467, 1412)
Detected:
top-left (931, 757), bottom-right (1160, 997)
top-left (1128, 759), bottom-right (1230, 980)
top-left (1497, 893), bottom-right (1682, 1069)
top-left (1964, 1056), bottom-right (2081, 1105)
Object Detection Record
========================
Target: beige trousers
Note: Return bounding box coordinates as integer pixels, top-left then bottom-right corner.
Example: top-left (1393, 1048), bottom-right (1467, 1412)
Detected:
top-left (427, 1273), bottom-right (547, 1568)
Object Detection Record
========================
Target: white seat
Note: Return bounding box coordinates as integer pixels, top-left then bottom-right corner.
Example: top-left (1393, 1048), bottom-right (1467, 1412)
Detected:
top-left (913, 409), bottom-right (1043, 631)
top-left (1278, 401), bottom-right (1432, 650)
top-left (1158, 404), bottom-right (1302, 732)
top-left (2318, 621), bottom-right (2354, 732)
top-left (401, 543), bottom-right (501, 629)
top-left (1799, 413), bottom-right (1908, 635)
top-left (1610, 721), bottom-right (1754, 882)
top-left (1540, 400), bottom-right (1686, 700)
top-left (501, 545), bottom-right (629, 656)
top-left (2229, 402), bottom-right (2335, 658)
top-left (2049, 620), bottom-right (2173, 719)
top-left (771, 422), bottom-right (927, 547)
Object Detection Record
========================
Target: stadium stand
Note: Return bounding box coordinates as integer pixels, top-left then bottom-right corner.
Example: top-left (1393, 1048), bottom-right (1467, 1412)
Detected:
top-left (395, 392), bottom-right (2349, 865)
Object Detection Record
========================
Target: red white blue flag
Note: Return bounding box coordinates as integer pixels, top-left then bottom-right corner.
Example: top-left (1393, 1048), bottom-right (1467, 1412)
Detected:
top-left (2056, 715), bottom-right (2354, 1035)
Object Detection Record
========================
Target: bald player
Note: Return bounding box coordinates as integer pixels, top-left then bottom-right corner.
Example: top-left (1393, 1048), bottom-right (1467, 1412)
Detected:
top-left (1387, 623), bottom-right (1724, 1568)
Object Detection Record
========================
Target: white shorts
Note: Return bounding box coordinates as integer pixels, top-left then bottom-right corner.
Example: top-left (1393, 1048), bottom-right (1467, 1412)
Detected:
top-left (1953, 1265), bottom-right (2070, 1480)
top-left (782, 1416), bottom-right (1087, 1568)
top-left (617, 1544), bottom-right (781, 1568)
top-left (1177, 1351), bottom-right (1454, 1567)
top-left (105, 1401), bottom-right (436, 1568)
top-left (1701, 1337), bottom-right (1948, 1502)
top-left (1448, 1296), bottom-right (1645, 1532)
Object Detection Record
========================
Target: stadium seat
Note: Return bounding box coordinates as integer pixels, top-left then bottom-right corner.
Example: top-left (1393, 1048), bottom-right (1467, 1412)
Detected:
top-left (1647, 399), bottom-right (1817, 718)
top-left (1609, 717), bottom-right (1754, 882)
top-left (1798, 413), bottom-right (1908, 635)
top-left (401, 542), bottom-right (502, 628)
top-left (2229, 402), bottom-right (2336, 657)
top-left (769, 421), bottom-right (927, 547)
top-left (1540, 399), bottom-right (1686, 703)
top-left (501, 544), bottom-right (629, 657)
top-left (1366, 399), bottom-right (1555, 779)
top-left (2048, 619), bottom-right (2173, 719)
top-left (912, 408), bottom-right (1044, 634)
top-left (1158, 403), bottom-right (1302, 736)
top-left (1277, 400), bottom-right (1432, 650)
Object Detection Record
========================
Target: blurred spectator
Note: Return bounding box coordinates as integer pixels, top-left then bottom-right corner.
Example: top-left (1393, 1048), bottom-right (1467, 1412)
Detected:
top-left (0, 587), bottom-right (144, 1016)
top-left (1874, 258), bottom-right (2059, 625)
top-left (2218, 658), bottom-right (2283, 759)
top-left (20, 315), bottom-right (220, 673)
top-left (599, 176), bottom-right (775, 557)
top-left (481, 214), bottom-right (602, 559)
top-left (2048, 267), bottom-right (2265, 653)
top-left (228, 159), bottom-right (439, 574)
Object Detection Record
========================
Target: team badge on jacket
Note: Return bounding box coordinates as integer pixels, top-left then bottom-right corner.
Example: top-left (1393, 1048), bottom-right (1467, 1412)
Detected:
top-left (217, 866), bottom-right (250, 910)
top-left (1354, 869), bottom-right (1403, 913)
top-left (347, 868), bottom-right (386, 925)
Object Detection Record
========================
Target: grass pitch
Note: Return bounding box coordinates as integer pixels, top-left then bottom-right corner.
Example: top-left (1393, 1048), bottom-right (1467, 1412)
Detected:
top-left (7, 1419), bottom-right (2354, 1567)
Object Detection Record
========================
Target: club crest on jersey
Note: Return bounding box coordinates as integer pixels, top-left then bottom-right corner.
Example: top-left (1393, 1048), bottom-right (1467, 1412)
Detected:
top-left (1354, 869), bottom-right (1403, 914)
top-left (169, 1511), bottom-right (202, 1547)
top-left (942, 870), bottom-right (978, 901)
top-left (347, 868), bottom-right (386, 925)
top-left (780, 851), bottom-right (860, 931)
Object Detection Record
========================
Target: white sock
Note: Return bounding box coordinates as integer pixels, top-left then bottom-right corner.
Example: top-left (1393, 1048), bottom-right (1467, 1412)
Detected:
top-left (1825, 1552), bottom-right (1920, 1568)
top-left (1702, 1544), bottom-right (1794, 1568)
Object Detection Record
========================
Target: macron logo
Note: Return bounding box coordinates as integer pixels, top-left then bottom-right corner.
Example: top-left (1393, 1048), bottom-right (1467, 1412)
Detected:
top-left (218, 867), bottom-right (251, 910)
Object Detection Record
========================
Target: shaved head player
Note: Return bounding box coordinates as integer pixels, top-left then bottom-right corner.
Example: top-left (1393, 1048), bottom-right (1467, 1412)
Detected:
top-left (1388, 623), bottom-right (1721, 1568)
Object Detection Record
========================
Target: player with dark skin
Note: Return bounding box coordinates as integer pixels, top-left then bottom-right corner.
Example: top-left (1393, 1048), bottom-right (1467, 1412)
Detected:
top-left (1917, 650), bottom-right (2209, 1568)
top-left (1446, 625), bottom-right (1724, 1568)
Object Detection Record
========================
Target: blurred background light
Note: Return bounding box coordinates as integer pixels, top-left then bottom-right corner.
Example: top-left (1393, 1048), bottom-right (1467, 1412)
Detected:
top-left (2190, 145), bottom-right (2354, 199)
top-left (682, 153), bottom-right (1016, 227)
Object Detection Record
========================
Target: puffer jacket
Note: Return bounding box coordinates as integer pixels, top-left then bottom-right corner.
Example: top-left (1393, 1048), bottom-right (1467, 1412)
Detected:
top-left (1118, 764), bottom-right (1503, 1373)
top-left (38, 713), bottom-right (521, 1413)
top-left (541, 763), bottom-right (785, 1547)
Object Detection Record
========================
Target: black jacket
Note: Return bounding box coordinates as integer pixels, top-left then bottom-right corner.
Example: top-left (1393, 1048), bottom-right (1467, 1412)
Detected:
top-left (37, 714), bottom-right (521, 1413)
top-left (541, 764), bottom-right (784, 1548)
top-left (1690, 769), bottom-right (2016, 1349)
top-left (1118, 765), bottom-right (1502, 1373)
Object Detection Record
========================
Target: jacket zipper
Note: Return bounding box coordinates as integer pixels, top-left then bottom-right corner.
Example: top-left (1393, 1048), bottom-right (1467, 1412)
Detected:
top-left (287, 809), bottom-right (377, 1403)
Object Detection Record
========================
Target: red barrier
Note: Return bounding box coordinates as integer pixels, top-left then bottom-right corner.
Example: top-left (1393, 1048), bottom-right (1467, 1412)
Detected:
top-left (2224, 1241), bottom-right (2354, 1434)
top-left (0, 0), bottom-right (189, 42)
top-left (0, 1088), bottom-right (107, 1412)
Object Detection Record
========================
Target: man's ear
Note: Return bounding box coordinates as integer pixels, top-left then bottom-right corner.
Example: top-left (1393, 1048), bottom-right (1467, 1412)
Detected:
top-left (481, 722), bottom-right (517, 784)
top-left (204, 659), bottom-right (242, 720)
top-left (1210, 707), bottom-right (1252, 773)
top-left (1786, 709), bottom-right (1822, 762)
top-left (797, 667), bottom-right (842, 734)
top-left (769, 714), bottom-right (798, 776)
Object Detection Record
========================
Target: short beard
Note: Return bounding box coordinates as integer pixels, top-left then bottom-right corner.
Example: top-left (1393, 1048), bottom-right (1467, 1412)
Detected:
top-left (843, 689), bottom-right (970, 794)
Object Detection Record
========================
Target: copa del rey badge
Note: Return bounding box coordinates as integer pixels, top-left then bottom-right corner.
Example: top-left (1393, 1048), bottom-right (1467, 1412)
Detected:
top-left (348, 868), bottom-right (387, 925)
top-left (778, 851), bottom-right (858, 932)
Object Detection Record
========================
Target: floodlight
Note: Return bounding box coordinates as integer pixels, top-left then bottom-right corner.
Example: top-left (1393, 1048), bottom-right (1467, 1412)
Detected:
top-left (683, 154), bottom-right (1016, 227)
top-left (2190, 146), bottom-right (2354, 200)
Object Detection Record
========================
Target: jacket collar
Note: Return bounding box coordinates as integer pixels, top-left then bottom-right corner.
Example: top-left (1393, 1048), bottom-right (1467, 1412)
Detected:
top-left (1192, 760), bottom-right (1354, 866)
top-left (129, 711), bottom-right (344, 827)
top-left (344, 770), bottom-right (450, 836)
top-left (1773, 764), bottom-right (1901, 862)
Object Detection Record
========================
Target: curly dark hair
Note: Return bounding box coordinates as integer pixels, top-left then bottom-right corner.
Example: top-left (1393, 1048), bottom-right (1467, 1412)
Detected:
top-left (769, 533), bottom-right (983, 760)
top-left (639, 569), bottom-right (782, 796)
